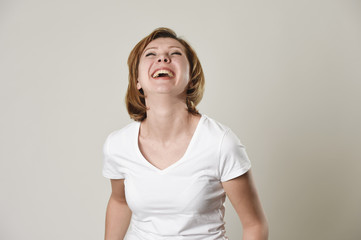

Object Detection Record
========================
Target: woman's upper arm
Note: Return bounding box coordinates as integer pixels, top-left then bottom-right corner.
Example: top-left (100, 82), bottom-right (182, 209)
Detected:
top-left (110, 179), bottom-right (127, 203)
top-left (221, 170), bottom-right (267, 227)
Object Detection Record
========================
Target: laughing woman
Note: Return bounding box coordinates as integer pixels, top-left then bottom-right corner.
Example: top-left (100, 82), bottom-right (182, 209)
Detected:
top-left (102, 27), bottom-right (268, 240)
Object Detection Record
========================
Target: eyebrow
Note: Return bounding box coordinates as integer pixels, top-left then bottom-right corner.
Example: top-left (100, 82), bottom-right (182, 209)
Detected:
top-left (143, 46), bottom-right (183, 52)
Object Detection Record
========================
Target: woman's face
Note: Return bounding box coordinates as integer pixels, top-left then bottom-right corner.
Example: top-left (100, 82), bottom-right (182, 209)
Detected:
top-left (137, 38), bottom-right (190, 98)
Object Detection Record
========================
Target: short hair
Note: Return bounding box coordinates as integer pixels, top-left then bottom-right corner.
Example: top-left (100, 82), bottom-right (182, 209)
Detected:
top-left (125, 27), bottom-right (205, 121)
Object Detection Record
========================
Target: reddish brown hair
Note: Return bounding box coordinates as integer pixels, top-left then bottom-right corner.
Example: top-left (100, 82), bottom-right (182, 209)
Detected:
top-left (125, 27), bottom-right (205, 121)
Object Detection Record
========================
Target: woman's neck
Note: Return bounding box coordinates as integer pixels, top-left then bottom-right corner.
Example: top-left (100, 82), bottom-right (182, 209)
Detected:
top-left (140, 95), bottom-right (199, 143)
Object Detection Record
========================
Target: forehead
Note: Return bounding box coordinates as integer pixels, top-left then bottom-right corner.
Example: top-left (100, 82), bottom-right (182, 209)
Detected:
top-left (145, 37), bottom-right (185, 51)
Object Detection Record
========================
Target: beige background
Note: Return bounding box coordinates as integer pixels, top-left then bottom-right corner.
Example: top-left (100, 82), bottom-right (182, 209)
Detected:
top-left (1, 0), bottom-right (360, 239)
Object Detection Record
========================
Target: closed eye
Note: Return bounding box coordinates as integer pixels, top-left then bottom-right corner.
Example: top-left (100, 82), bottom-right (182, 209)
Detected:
top-left (171, 52), bottom-right (182, 55)
top-left (145, 52), bottom-right (156, 57)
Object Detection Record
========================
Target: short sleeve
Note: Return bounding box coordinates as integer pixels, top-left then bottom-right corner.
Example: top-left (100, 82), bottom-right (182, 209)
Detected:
top-left (102, 133), bottom-right (126, 179)
top-left (219, 128), bottom-right (251, 182)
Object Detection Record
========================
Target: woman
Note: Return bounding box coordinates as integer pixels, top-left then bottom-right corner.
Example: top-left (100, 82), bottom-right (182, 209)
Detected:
top-left (102, 27), bottom-right (268, 240)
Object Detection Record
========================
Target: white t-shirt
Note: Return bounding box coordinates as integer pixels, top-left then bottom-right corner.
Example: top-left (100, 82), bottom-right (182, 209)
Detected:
top-left (102, 114), bottom-right (251, 240)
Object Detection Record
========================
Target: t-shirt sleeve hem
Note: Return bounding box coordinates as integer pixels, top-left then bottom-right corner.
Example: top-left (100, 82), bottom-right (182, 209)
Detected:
top-left (102, 171), bottom-right (126, 180)
top-left (220, 164), bottom-right (251, 182)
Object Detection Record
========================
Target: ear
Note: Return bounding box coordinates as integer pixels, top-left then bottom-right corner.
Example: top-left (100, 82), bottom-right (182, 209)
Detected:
top-left (137, 81), bottom-right (142, 90)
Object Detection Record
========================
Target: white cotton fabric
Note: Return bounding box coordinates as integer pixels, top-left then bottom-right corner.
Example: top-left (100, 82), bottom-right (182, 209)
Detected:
top-left (102, 114), bottom-right (251, 240)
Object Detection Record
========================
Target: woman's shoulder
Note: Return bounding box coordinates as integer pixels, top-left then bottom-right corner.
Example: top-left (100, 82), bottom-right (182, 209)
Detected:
top-left (197, 113), bottom-right (247, 153)
top-left (201, 113), bottom-right (232, 134)
top-left (104, 121), bottom-right (139, 144)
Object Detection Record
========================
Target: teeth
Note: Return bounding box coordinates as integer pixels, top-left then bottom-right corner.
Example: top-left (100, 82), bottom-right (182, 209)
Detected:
top-left (152, 69), bottom-right (174, 78)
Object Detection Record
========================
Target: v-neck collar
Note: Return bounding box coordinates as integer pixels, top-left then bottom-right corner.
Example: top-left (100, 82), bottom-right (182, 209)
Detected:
top-left (135, 114), bottom-right (205, 174)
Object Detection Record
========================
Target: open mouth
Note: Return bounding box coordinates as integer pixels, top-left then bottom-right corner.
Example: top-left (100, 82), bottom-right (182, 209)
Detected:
top-left (152, 69), bottom-right (174, 78)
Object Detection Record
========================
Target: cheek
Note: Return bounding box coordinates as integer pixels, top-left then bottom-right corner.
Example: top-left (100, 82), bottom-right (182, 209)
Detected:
top-left (138, 62), bottom-right (149, 79)
top-left (183, 59), bottom-right (191, 76)
top-left (182, 62), bottom-right (191, 80)
top-left (176, 59), bottom-right (190, 76)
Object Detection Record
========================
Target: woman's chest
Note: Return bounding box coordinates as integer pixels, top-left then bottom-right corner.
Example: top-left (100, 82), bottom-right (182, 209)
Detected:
top-left (123, 161), bottom-right (225, 216)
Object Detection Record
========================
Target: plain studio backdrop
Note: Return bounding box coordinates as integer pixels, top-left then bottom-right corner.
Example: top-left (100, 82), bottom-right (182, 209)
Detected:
top-left (1, 0), bottom-right (360, 239)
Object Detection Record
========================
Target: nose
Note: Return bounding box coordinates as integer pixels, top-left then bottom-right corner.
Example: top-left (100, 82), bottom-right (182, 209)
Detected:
top-left (157, 55), bottom-right (170, 63)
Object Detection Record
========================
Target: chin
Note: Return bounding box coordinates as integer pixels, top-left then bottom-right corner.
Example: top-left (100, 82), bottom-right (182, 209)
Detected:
top-left (148, 87), bottom-right (184, 96)
top-left (154, 89), bottom-right (175, 94)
